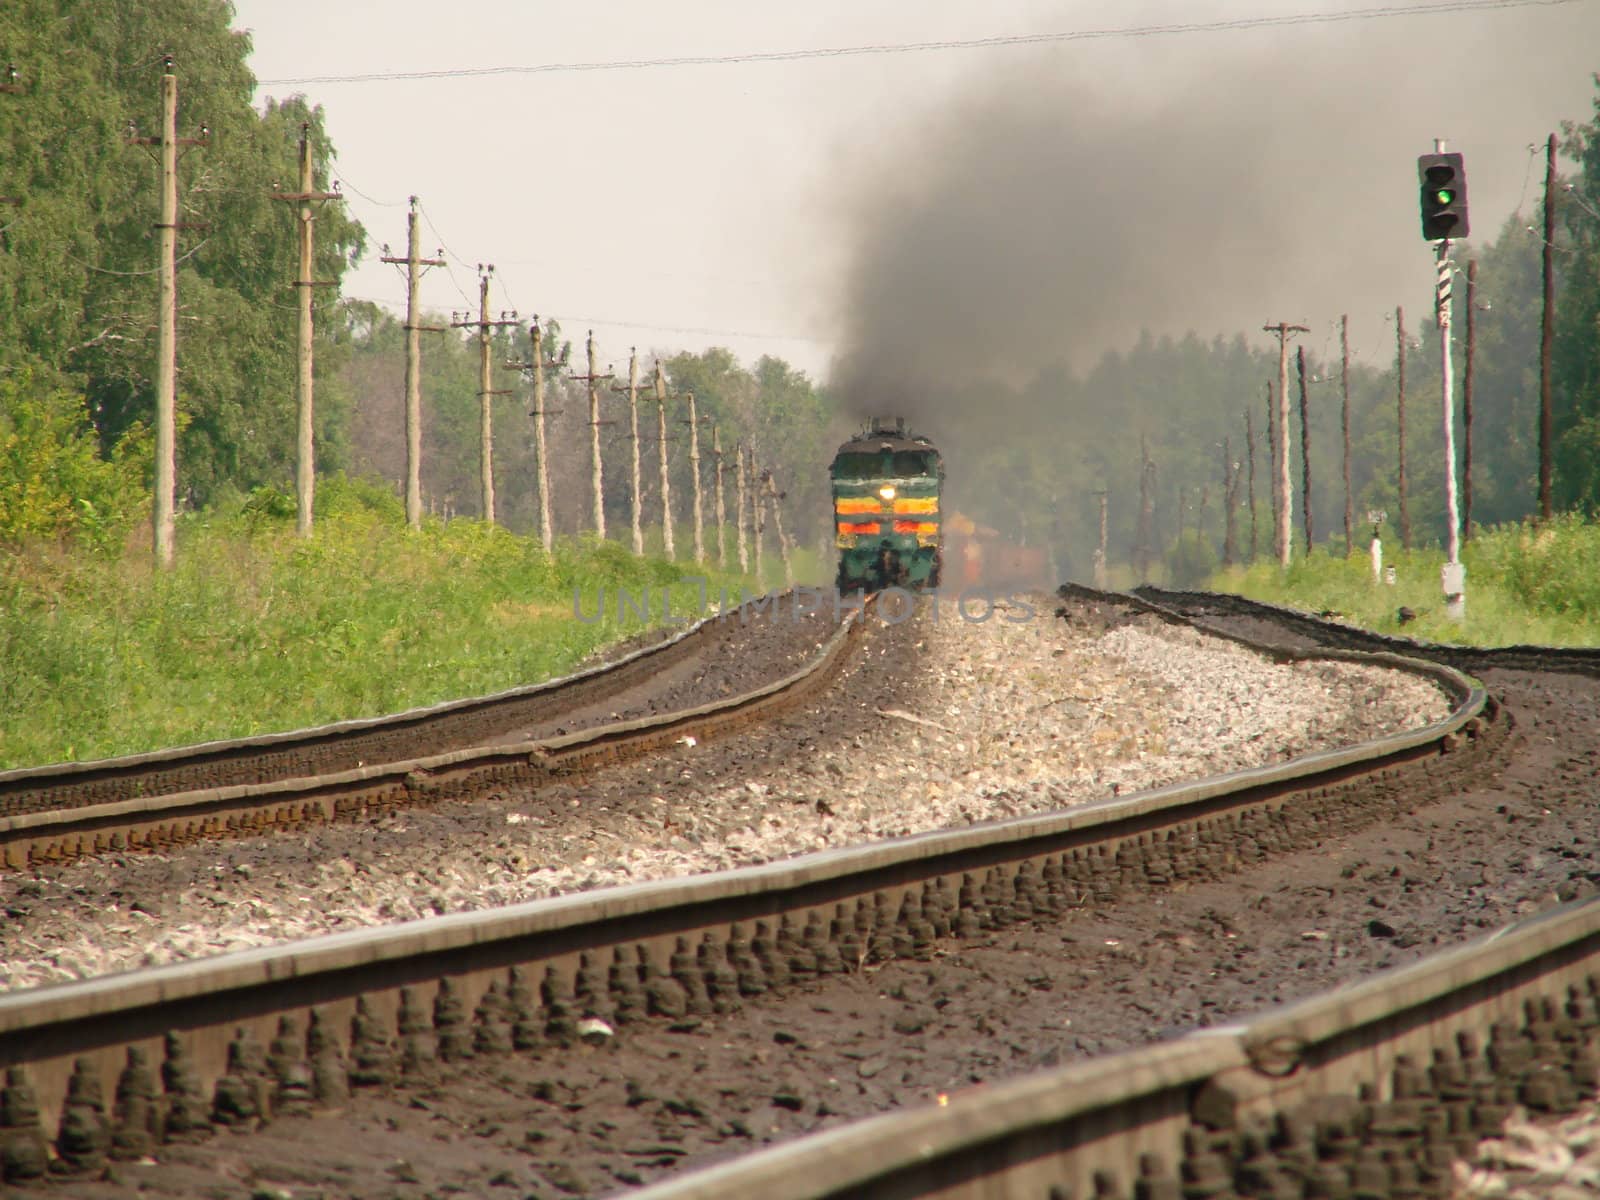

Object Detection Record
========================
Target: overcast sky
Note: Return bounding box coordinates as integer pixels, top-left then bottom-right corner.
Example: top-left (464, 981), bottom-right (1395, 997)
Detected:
top-left (231, 0), bottom-right (1600, 383)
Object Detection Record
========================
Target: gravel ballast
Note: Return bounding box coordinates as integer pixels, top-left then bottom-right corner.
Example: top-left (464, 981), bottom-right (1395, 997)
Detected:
top-left (0, 596), bottom-right (1448, 991)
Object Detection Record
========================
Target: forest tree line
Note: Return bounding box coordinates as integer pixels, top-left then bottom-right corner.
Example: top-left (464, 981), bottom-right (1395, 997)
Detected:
top-left (4, 2), bottom-right (1600, 584)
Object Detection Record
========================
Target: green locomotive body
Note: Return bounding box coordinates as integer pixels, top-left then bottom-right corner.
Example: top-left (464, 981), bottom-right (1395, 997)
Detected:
top-left (830, 417), bottom-right (943, 592)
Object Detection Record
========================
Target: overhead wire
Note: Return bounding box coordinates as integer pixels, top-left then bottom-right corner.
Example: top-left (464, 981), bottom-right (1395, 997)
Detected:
top-left (255, 0), bottom-right (1588, 87)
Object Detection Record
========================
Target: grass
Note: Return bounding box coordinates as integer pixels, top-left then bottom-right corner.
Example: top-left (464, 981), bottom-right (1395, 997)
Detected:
top-left (1204, 515), bottom-right (1600, 648)
top-left (0, 480), bottom-right (791, 770)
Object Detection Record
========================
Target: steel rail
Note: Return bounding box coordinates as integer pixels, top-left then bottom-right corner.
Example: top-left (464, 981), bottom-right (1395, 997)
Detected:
top-left (625, 589), bottom-right (1600, 1200)
top-left (0, 588), bottom-right (1498, 1184)
top-left (0, 591), bottom-right (787, 823)
top-left (1134, 582), bottom-right (1600, 676)
top-left (629, 892), bottom-right (1600, 1200)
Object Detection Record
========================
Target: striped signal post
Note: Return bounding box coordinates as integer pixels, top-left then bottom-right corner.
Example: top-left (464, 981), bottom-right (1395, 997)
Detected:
top-left (1429, 138), bottom-right (1465, 619)
top-left (1437, 233), bottom-right (1464, 618)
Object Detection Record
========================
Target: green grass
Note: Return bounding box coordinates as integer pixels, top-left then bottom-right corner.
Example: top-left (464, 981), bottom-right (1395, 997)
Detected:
top-left (0, 481), bottom-right (785, 769)
top-left (1204, 515), bottom-right (1600, 647)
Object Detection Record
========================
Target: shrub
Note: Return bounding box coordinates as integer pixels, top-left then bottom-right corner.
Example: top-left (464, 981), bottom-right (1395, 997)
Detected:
top-left (0, 374), bottom-right (151, 553)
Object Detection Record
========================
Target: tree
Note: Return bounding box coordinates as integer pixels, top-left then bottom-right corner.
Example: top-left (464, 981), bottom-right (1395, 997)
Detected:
top-left (0, 1), bottom-right (365, 506)
top-left (1554, 76), bottom-right (1600, 509)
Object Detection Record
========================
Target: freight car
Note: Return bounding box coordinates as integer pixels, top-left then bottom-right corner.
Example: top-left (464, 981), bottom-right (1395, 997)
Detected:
top-left (830, 417), bottom-right (943, 592)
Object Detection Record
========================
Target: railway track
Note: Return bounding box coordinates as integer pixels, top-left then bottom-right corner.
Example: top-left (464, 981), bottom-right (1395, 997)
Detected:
top-left (0, 585), bottom-right (1505, 1190)
top-left (618, 587), bottom-right (1600, 1200)
top-left (0, 592), bottom-right (844, 871)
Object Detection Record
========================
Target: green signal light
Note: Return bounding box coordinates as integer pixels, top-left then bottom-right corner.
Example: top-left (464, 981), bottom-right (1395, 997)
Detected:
top-left (1435, 189), bottom-right (1455, 204)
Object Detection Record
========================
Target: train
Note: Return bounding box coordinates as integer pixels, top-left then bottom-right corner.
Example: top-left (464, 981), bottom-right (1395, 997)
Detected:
top-left (830, 417), bottom-right (943, 592)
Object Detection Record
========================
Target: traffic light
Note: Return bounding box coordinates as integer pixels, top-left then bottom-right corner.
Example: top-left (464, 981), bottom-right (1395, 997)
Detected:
top-left (1418, 152), bottom-right (1469, 241)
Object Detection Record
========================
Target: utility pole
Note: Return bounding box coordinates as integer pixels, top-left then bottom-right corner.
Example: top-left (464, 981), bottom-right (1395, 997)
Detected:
top-left (1133, 433), bottom-right (1154, 579)
top-left (652, 362), bottom-right (674, 559)
top-left (1539, 131), bottom-right (1557, 523)
top-left (568, 333), bottom-right (613, 538)
top-left (685, 393), bottom-right (706, 563)
top-left (1264, 379), bottom-right (1277, 557)
top-left (1221, 441), bottom-right (1237, 568)
top-left (504, 317), bottom-right (565, 550)
top-left (1341, 315), bottom-right (1353, 557)
top-left (1245, 409), bottom-right (1257, 563)
top-left (268, 124), bottom-right (343, 537)
top-left (1297, 345), bottom-right (1313, 553)
top-left (712, 423), bottom-right (728, 566)
top-left (1093, 490), bottom-right (1109, 587)
top-left (449, 266), bottom-right (518, 523)
top-left (127, 59), bottom-right (206, 566)
top-left (1396, 305), bottom-right (1411, 550)
top-left (1262, 322), bottom-right (1308, 568)
top-left (1463, 261), bottom-right (1478, 542)
top-left (735, 442), bottom-right (749, 572)
top-left (615, 350), bottom-right (644, 554)
top-left (764, 470), bottom-right (794, 587)
top-left (748, 445), bottom-right (763, 581)
top-left (379, 198), bottom-right (446, 530)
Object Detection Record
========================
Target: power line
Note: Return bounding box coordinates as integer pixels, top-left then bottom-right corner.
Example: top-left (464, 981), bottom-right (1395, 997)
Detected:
top-left (255, 0), bottom-right (1586, 86)
top-left (340, 293), bottom-right (828, 346)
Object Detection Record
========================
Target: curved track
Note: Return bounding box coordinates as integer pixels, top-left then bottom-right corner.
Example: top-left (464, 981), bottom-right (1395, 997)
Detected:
top-left (0, 594), bottom-right (848, 871)
top-left (0, 594), bottom-right (816, 822)
top-left (620, 587), bottom-right (1600, 1200)
top-left (0, 585), bottom-right (1502, 1190)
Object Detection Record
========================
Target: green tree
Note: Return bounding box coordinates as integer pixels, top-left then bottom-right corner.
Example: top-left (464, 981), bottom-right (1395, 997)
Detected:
top-left (0, 1), bottom-right (364, 505)
top-left (1554, 77), bottom-right (1600, 509)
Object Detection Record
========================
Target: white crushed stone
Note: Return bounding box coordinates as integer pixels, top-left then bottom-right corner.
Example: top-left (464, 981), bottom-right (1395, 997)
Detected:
top-left (0, 600), bottom-right (1452, 990)
top-left (1455, 1107), bottom-right (1600, 1198)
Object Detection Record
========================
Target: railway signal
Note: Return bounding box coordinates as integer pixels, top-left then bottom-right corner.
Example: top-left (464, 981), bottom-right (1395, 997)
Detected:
top-left (1418, 141), bottom-right (1466, 619)
top-left (1418, 152), bottom-right (1469, 241)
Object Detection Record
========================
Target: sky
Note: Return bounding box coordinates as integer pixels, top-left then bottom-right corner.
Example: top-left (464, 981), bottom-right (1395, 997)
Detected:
top-left (230, 0), bottom-right (1600, 386)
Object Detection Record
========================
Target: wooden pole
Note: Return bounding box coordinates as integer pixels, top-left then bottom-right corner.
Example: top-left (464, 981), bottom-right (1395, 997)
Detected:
top-left (687, 392), bottom-right (705, 563)
top-left (765, 471), bottom-right (793, 587)
top-left (654, 362), bottom-right (674, 559)
top-left (1094, 490), bottom-right (1109, 586)
top-left (1539, 132), bottom-right (1556, 522)
top-left (1297, 345), bottom-right (1312, 553)
top-left (1245, 409), bottom-right (1257, 563)
top-left (154, 65), bottom-right (178, 566)
top-left (477, 273), bottom-right (495, 523)
top-left (1134, 433), bottom-right (1153, 579)
top-left (735, 442), bottom-right (749, 572)
top-left (1397, 305), bottom-right (1411, 550)
top-left (269, 131), bottom-right (347, 536)
top-left (587, 332), bottom-right (605, 538)
top-left (293, 126), bottom-right (316, 536)
top-left (404, 206), bottom-right (424, 529)
top-left (531, 319), bottom-right (554, 549)
top-left (1264, 379), bottom-right (1276, 557)
top-left (712, 423), bottom-right (727, 566)
top-left (748, 445), bottom-right (763, 582)
top-left (628, 349), bottom-right (643, 554)
top-left (1222, 441), bottom-right (1237, 567)
top-left (450, 272), bottom-right (519, 523)
top-left (379, 200), bottom-right (444, 530)
top-left (1262, 323), bottom-right (1307, 567)
top-left (1341, 314), bottom-right (1352, 556)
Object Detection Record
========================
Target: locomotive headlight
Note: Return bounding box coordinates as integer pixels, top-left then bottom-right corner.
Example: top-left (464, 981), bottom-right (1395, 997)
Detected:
top-left (878, 485), bottom-right (896, 501)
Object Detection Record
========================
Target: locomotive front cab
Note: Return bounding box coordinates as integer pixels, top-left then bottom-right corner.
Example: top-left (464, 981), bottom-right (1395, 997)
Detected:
top-left (830, 417), bottom-right (943, 593)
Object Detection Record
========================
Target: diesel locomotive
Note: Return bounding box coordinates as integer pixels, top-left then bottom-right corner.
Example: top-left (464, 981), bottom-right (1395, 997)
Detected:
top-left (830, 417), bottom-right (943, 592)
